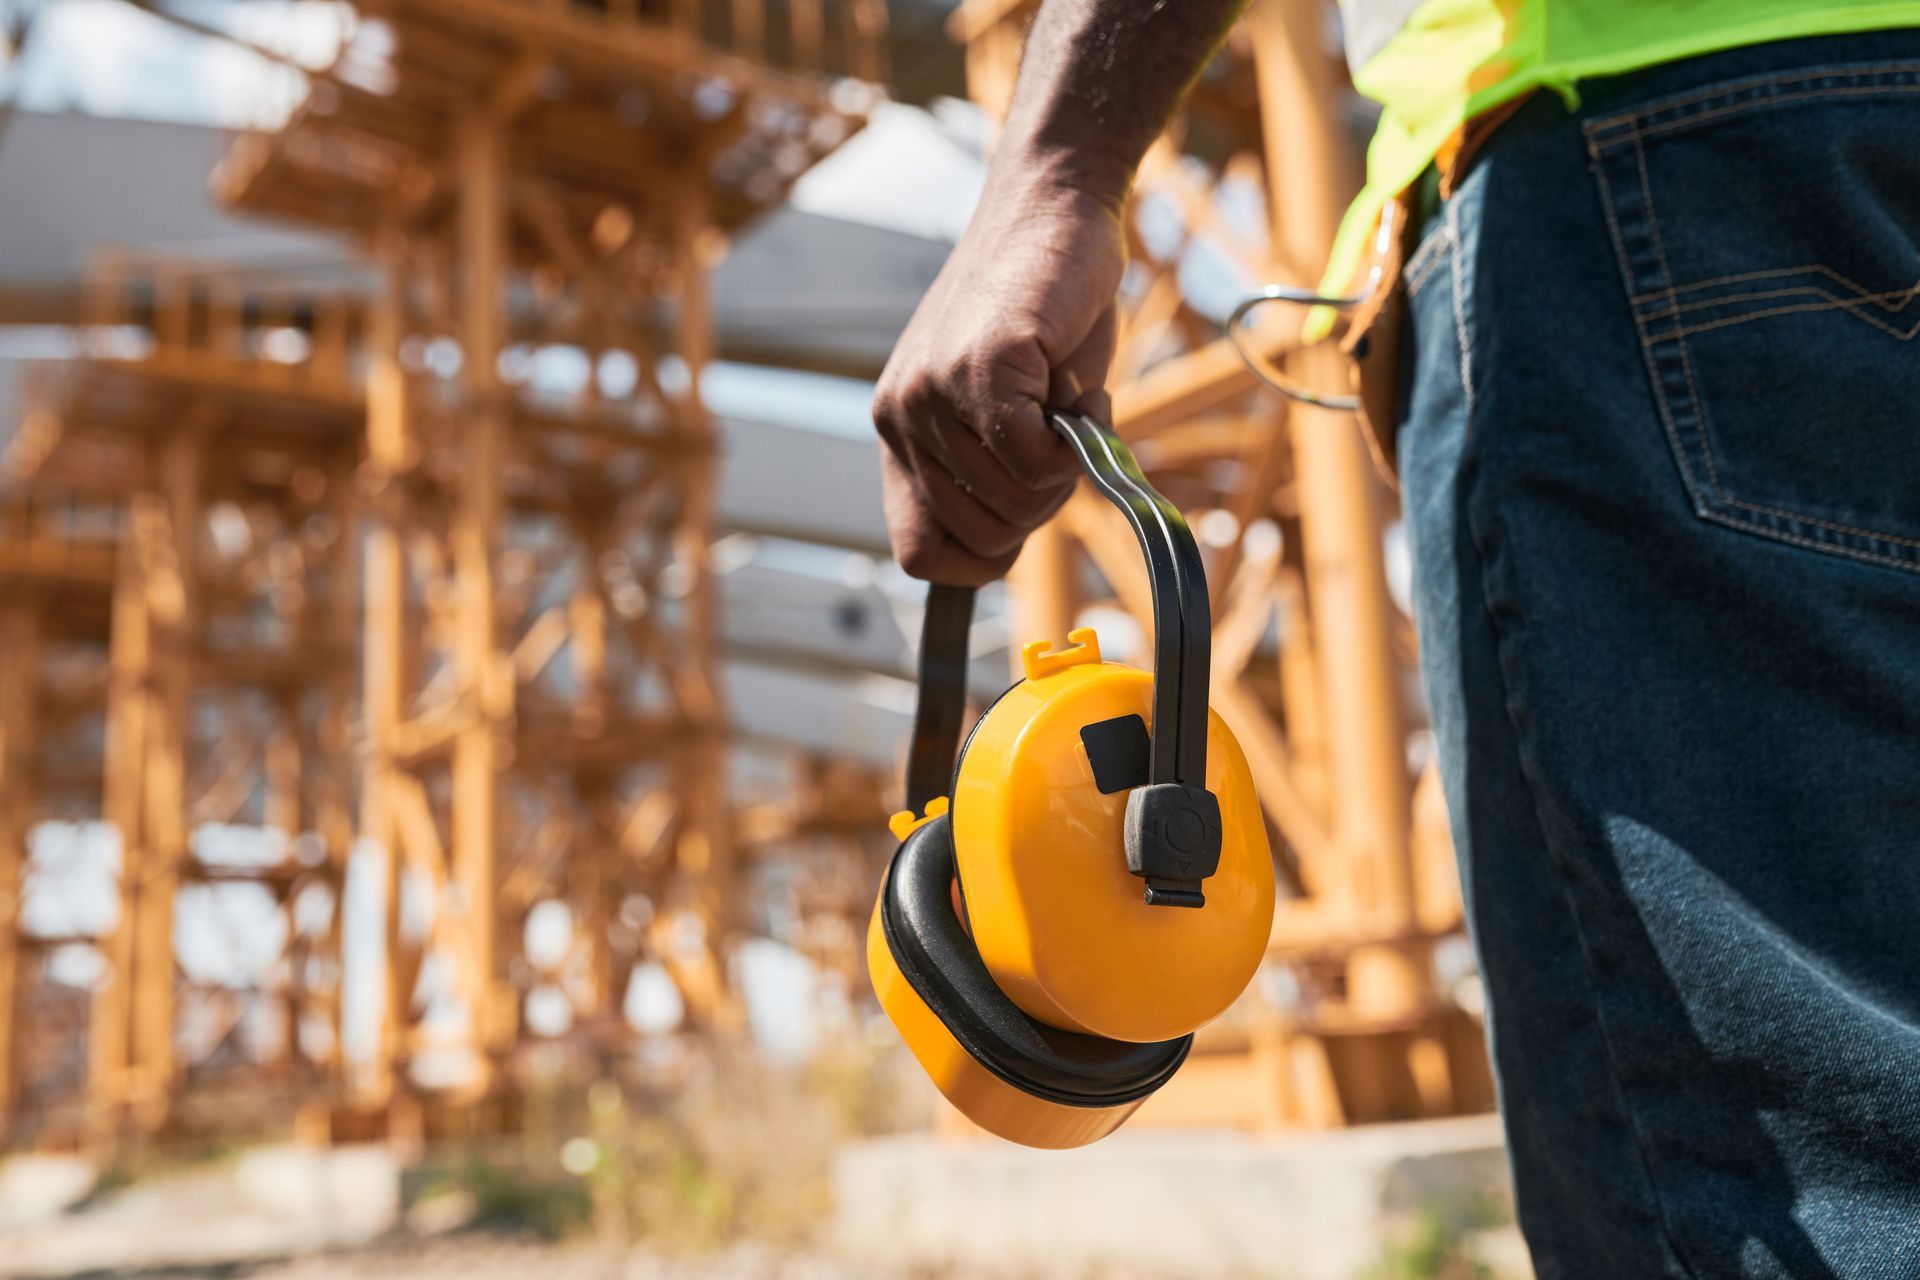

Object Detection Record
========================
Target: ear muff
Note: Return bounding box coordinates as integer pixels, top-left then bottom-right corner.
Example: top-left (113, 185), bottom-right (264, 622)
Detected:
top-left (950, 646), bottom-right (1273, 1043)
top-left (869, 411), bottom-right (1275, 1149)
top-left (868, 815), bottom-right (1191, 1148)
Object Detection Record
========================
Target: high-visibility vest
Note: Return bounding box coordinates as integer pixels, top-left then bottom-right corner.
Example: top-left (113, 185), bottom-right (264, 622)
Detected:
top-left (1324, 0), bottom-right (1920, 293)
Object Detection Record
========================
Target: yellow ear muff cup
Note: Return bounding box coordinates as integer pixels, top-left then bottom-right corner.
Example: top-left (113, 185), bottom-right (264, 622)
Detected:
top-left (868, 814), bottom-right (1192, 1149)
top-left (950, 657), bottom-right (1275, 1044)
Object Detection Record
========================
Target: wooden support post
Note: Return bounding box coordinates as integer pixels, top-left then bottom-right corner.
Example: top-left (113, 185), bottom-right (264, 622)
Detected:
top-left (1272, 564), bottom-right (1328, 811)
top-left (363, 226), bottom-right (412, 1103)
top-left (792, 0), bottom-right (824, 72)
top-left (311, 463), bottom-right (359, 1080)
top-left (673, 0), bottom-right (700, 39)
top-left (131, 416), bottom-right (203, 1129)
top-left (732, 0), bottom-right (764, 61)
top-left (1250, 0), bottom-right (1422, 1017)
top-left (266, 689), bottom-right (301, 1068)
top-left (569, 517), bottom-right (609, 736)
top-left (847, 0), bottom-right (887, 83)
top-left (94, 410), bottom-right (207, 1136)
top-left (94, 511), bottom-right (151, 1133)
top-left (453, 112), bottom-right (510, 1082)
top-left (1005, 523), bottom-right (1075, 672)
top-left (0, 601), bottom-right (41, 1126)
top-left (670, 181), bottom-right (737, 1033)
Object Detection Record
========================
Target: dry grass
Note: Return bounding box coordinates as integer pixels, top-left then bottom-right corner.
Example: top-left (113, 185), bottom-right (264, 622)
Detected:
top-left (413, 1035), bottom-right (929, 1254)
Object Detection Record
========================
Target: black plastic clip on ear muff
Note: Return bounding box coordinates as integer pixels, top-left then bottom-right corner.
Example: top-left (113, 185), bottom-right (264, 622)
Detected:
top-left (905, 410), bottom-right (1223, 908)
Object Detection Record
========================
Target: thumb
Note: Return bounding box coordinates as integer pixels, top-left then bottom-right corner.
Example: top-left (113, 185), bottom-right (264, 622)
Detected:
top-left (1053, 301), bottom-right (1118, 414)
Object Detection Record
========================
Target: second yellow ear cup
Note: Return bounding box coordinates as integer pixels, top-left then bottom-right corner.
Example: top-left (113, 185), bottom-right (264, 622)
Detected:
top-left (951, 632), bottom-right (1275, 1044)
top-left (867, 814), bottom-right (1191, 1148)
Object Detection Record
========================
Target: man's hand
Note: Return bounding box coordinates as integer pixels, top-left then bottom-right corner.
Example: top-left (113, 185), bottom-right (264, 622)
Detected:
top-left (872, 178), bottom-right (1123, 585)
top-left (869, 0), bottom-right (1246, 585)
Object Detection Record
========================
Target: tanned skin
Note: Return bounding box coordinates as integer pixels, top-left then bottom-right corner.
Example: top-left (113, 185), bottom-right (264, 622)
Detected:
top-left (872, 0), bottom-right (1251, 585)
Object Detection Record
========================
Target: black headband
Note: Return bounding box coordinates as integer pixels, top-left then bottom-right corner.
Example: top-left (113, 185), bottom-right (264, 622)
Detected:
top-left (903, 411), bottom-right (1212, 811)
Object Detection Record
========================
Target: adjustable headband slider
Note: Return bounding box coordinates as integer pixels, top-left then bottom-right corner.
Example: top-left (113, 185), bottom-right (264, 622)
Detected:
top-left (1123, 783), bottom-right (1222, 909)
top-left (1046, 412), bottom-right (1212, 789)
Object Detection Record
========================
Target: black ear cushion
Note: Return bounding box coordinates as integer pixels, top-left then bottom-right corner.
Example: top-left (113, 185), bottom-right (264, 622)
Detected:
top-left (881, 814), bottom-right (1191, 1107)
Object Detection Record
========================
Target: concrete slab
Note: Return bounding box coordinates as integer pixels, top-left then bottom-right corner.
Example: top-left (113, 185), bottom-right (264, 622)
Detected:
top-left (234, 1143), bottom-right (403, 1237)
top-left (831, 1116), bottom-right (1521, 1280)
top-left (0, 1155), bottom-right (96, 1229)
top-left (1, 1145), bottom-right (401, 1277)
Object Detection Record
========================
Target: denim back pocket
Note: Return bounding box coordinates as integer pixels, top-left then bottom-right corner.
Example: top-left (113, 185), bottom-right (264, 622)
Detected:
top-left (1588, 63), bottom-right (1920, 573)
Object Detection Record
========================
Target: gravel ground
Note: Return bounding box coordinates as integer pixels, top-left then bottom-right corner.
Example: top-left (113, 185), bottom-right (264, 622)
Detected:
top-left (0, 1153), bottom-right (1210, 1280)
top-left (14, 1235), bottom-right (1187, 1280)
top-left (229, 1239), bottom-right (919, 1280)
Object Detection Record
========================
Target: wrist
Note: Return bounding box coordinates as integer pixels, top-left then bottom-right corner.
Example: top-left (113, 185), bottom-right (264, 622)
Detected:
top-left (980, 135), bottom-right (1134, 223)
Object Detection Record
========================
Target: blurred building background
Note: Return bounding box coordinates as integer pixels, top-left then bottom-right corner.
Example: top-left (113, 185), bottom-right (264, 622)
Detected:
top-left (0, 1), bottom-right (1525, 1276)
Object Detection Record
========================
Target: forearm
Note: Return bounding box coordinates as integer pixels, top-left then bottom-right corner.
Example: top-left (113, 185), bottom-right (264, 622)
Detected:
top-left (990, 0), bottom-right (1251, 210)
top-left (872, 0), bottom-right (1246, 584)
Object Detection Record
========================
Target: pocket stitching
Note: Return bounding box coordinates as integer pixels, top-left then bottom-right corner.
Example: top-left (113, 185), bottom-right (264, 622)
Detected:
top-left (1631, 131), bottom-right (1728, 499)
top-left (1702, 508), bottom-right (1920, 570)
top-left (1404, 226), bottom-right (1456, 297)
top-left (1598, 82), bottom-right (1920, 148)
top-left (1638, 266), bottom-right (1920, 340)
top-left (1585, 60), bottom-right (1920, 134)
top-left (1592, 130), bottom-right (1712, 510)
top-left (1447, 196), bottom-right (1477, 427)
top-left (1587, 62), bottom-right (1920, 147)
top-left (1587, 83), bottom-right (1920, 571)
top-left (1660, 290), bottom-right (1920, 342)
top-left (1632, 261), bottom-right (1920, 308)
top-left (1718, 496), bottom-right (1920, 551)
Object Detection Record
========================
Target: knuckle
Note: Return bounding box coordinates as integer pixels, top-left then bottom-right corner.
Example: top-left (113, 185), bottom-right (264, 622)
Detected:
top-left (903, 367), bottom-right (949, 410)
top-left (890, 520), bottom-right (945, 577)
top-left (966, 519), bottom-right (1025, 559)
top-left (897, 542), bottom-right (940, 579)
top-left (876, 368), bottom-right (942, 425)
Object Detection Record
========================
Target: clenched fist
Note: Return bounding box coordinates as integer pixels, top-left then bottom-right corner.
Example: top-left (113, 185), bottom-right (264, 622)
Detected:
top-left (872, 179), bottom-right (1125, 585)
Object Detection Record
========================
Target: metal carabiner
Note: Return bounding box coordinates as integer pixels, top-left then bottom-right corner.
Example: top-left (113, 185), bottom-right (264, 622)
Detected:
top-left (1225, 201), bottom-right (1401, 412)
top-left (1225, 286), bottom-right (1365, 411)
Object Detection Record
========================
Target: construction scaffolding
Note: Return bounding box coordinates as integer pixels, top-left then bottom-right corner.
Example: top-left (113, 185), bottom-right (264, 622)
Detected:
top-left (0, 254), bottom-right (368, 1142)
top-left (0, 0), bottom-right (887, 1146)
top-left (0, 489), bottom-right (117, 1135)
top-left (956, 0), bottom-right (1492, 1128)
top-left (231, 0), bottom-right (891, 1125)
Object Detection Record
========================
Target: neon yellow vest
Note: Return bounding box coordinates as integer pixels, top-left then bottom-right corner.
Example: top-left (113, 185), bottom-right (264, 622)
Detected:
top-left (1325, 0), bottom-right (1920, 292)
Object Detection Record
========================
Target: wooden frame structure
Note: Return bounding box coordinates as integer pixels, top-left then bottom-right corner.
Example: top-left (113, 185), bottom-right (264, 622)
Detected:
top-left (0, 255), bottom-right (366, 1141)
top-left (957, 0), bottom-right (1491, 1128)
top-left (0, 0), bottom-right (887, 1142)
top-left (0, 490), bottom-right (117, 1137)
top-left (737, 752), bottom-right (893, 988)
top-left (210, 0), bottom-right (884, 1115)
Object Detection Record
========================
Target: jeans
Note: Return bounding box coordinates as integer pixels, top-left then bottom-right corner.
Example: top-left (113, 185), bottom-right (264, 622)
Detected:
top-left (1398, 30), bottom-right (1920, 1280)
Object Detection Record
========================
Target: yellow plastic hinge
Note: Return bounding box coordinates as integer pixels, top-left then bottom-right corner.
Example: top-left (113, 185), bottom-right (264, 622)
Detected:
top-left (1020, 627), bottom-right (1102, 681)
top-left (888, 794), bottom-right (950, 842)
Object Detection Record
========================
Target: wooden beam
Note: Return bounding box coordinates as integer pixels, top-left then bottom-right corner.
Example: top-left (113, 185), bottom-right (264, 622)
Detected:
top-left (0, 602), bottom-right (40, 1125)
top-left (0, 285), bottom-right (81, 326)
top-left (667, 173), bottom-right (740, 1033)
top-left (451, 111), bottom-right (510, 1081)
top-left (486, 48), bottom-right (553, 125)
top-left (390, 0), bottom-right (821, 108)
top-left (1250, 0), bottom-right (1422, 1019)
